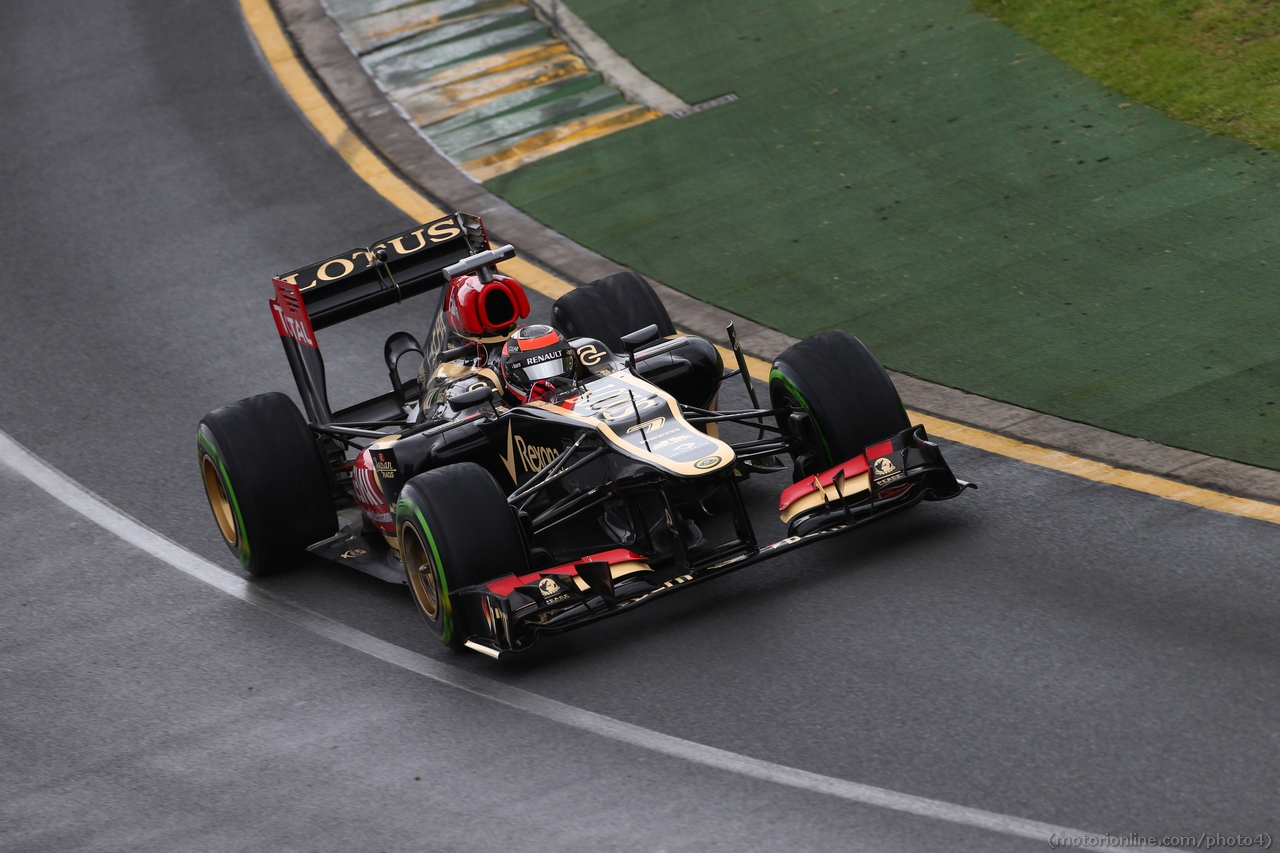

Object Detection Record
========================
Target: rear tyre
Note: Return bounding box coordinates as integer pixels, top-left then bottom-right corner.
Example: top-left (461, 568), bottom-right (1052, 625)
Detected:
top-left (197, 392), bottom-right (336, 575)
top-left (551, 271), bottom-right (676, 353)
top-left (769, 331), bottom-right (910, 480)
top-left (396, 462), bottom-right (529, 649)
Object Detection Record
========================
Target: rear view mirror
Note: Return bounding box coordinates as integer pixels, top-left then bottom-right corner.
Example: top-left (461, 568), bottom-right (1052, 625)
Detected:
top-left (621, 324), bottom-right (661, 376)
top-left (621, 324), bottom-right (662, 349)
top-left (448, 386), bottom-right (494, 412)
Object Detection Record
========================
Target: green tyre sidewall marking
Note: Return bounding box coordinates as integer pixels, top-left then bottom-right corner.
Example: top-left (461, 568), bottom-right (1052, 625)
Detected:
top-left (197, 426), bottom-right (252, 568)
top-left (396, 495), bottom-right (456, 646)
top-left (770, 368), bottom-right (833, 468)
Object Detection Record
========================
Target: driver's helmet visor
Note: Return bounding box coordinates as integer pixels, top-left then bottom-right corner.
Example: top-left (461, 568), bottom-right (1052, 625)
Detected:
top-left (515, 348), bottom-right (573, 383)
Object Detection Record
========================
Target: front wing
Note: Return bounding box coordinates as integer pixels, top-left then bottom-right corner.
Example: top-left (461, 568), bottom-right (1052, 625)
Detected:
top-left (456, 425), bottom-right (974, 658)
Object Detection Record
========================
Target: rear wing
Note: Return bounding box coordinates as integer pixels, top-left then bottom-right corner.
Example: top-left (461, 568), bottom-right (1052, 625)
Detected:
top-left (267, 212), bottom-right (492, 428)
top-left (277, 212), bottom-right (488, 330)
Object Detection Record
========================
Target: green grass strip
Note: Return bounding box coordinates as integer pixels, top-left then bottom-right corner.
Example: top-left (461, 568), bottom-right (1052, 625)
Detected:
top-left (972, 0), bottom-right (1280, 151)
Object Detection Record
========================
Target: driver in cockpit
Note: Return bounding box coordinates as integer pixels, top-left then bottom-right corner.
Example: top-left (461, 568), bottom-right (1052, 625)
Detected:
top-left (441, 265), bottom-right (575, 405)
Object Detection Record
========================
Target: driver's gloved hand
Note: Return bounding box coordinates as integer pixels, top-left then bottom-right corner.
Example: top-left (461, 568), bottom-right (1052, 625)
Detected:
top-left (527, 379), bottom-right (557, 403)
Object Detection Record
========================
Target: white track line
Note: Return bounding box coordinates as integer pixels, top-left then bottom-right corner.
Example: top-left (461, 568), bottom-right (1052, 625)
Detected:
top-left (1, 428), bottom-right (1138, 849)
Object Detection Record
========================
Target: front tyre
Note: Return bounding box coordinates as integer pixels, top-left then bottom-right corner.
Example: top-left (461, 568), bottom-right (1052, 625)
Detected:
top-left (197, 392), bottom-right (336, 575)
top-left (770, 330), bottom-right (910, 480)
top-left (396, 462), bottom-right (529, 649)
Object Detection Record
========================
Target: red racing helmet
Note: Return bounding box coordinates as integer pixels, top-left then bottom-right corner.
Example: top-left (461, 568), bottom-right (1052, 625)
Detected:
top-left (501, 325), bottom-right (576, 402)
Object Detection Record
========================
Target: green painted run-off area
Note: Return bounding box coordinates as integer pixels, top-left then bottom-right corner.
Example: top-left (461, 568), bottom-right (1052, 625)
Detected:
top-left (486, 0), bottom-right (1280, 470)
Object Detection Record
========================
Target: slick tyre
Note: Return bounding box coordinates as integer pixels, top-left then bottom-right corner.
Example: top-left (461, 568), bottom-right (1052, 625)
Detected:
top-left (551, 271), bottom-right (676, 353)
top-left (770, 330), bottom-right (910, 480)
top-left (197, 392), bottom-right (336, 576)
top-left (396, 462), bottom-right (529, 649)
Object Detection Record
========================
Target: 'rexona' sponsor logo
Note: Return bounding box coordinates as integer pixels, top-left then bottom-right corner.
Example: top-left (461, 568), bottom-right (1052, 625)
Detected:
top-left (498, 423), bottom-right (563, 480)
top-left (515, 435), bottom-right (559, 473)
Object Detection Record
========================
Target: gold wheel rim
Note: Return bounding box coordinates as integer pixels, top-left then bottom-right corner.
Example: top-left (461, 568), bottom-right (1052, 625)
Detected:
top-left (201, 454), bottom-right (238, 546)
top-left (402, 522), bottom-right (440, 621)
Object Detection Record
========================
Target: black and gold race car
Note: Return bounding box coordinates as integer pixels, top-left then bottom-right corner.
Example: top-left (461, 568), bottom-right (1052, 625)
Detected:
top-left (197, 214), bottom-right (973, 658)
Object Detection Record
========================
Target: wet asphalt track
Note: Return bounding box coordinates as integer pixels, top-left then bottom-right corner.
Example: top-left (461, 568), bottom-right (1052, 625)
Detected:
top-left (1, 1), bottom-right (1278, 850)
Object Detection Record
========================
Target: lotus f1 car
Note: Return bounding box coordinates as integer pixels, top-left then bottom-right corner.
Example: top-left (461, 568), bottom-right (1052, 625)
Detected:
top-left (197, 213), bottom-right (973, 658)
